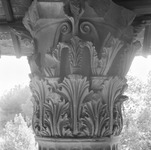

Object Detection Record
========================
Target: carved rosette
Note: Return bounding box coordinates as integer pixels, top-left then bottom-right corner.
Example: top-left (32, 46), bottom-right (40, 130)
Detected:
top-left (24, 0), bottom-right (141, 149)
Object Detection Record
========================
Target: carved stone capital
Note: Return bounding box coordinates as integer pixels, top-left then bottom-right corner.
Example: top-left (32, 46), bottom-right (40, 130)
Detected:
top-left (24, 0), bottom-right (140, 78)
top-left (24, 0), bottom-right (140, 149)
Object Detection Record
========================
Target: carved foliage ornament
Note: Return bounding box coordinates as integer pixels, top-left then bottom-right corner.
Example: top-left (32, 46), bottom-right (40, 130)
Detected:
top-left (25, 0), bottom-right (140, 144)
top-left (30, 75), bottom-right (127, 138)
top-left (28, 34), bottom-right (137, 139)
top-left (28, 36), bottom-right (140, 79)
top-left (23, 0), bottom-right (138, 73)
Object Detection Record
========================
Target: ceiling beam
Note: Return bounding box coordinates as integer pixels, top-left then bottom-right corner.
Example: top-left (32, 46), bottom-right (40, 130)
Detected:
top-left (113, 0), bottom-right (151, 15)
top-left (10, 31), bottom-right (21, 58)
top-left (38, 0), bottom-right (62, 2)
top-left (1, 0), bottom-right (14, 22)
top-left (143, 25), bottom-right (151, 56)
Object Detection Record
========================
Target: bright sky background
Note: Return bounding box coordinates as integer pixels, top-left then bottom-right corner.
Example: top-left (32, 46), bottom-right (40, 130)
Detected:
top-left (0, 56), bottom-right (31, 97)
top-left (0, 55), bottom-right (151, 97)
top-left (127, 55), bottom-right (151, 82)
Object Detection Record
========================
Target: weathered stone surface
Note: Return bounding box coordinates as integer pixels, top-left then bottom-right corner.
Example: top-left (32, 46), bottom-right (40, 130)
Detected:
top-left (23, 0), bottom-right (141, 149)
top-left (36, 137), bottom-right (119, 150)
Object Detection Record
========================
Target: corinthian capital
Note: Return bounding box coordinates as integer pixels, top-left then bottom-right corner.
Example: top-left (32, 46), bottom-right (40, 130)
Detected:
top-left (23, 1), bottom-right (141, 149)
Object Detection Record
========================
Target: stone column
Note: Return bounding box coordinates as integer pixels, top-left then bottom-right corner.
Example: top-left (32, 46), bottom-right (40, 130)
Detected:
top-left (23, 0), bottom-right (141, 149)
